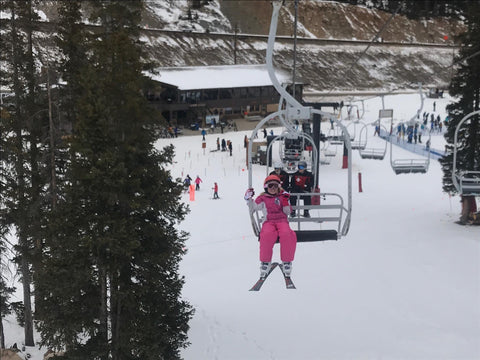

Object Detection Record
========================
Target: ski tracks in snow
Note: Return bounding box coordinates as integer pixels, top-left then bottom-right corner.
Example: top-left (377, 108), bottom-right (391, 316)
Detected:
top-left (198, 308), bottom-right (276, 359)
top-left (202, 308), bottom-right (220, 360)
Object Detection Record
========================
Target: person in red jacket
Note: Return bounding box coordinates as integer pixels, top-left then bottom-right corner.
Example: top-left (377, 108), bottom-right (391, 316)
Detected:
top-left (245, 175), bottom-right (297, 277)
top-left (290, 160), bottom-right (314, 218)
top-left (212, 182), bottom-right (219, 199)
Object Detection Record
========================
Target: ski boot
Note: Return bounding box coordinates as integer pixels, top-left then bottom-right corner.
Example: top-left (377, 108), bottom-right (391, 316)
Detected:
top-left (282, 262), bottom-right (292, 276)
top-left (260, 262), bottom-right (272, 278)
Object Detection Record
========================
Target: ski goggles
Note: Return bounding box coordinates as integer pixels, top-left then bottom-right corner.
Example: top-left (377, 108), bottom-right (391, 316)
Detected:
top-left (266, 182), bottom-right (280, 189)
top-left (298, 165), bottom-right (306, 170)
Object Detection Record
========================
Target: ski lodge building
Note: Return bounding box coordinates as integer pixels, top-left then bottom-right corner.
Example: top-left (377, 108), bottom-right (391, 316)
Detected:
top-left (146, 64), bottom-right (303, 128)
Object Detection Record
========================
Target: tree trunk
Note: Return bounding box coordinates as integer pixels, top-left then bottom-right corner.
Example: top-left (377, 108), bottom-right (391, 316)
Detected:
top-left (1, 317), bottom-right (5, 349)
top-left (20, 252), bottom-right (34, 346)
top-left (460, 195), bottom-right (476, 224)
top-left (111, 273), bottom-right (120, 360)
top-left (99, 266), bottom-right (109, 360)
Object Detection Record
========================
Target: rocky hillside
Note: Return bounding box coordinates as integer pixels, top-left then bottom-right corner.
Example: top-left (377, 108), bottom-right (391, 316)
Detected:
top-left (139, 0), bottom-right (462, 43)
top-left (36, 0), bottom-right (464, 96)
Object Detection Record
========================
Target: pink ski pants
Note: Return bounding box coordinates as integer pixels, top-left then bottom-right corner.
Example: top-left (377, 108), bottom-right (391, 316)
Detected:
top-left (259, 221), bottom-right (297, 262)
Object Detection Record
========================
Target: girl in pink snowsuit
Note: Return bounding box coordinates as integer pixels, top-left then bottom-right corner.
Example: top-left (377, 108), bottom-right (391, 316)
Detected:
top-left (245, 174), bottom-right (297, 276)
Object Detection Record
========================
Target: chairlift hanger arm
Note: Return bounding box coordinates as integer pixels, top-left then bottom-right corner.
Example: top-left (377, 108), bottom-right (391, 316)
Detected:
top-left (407, 83), bottom-right (424, 125)
top-left (247, 110), bottom-right (288, 188)
top-left (452, 110), bottom-right (480, 193)
top-left (267, 0), bottom-right (308, 115)
top-left (278, 87), bottom-right (300, 134)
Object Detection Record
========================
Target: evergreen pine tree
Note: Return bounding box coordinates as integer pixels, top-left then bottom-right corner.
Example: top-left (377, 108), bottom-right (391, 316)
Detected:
top-left (32, 2), bottom-right (91, 351)
top-left (0, 1), bottom-right (13, 350)
top-left (36, 1), bottom-right (193, 358)
top-left (54, 0), bottom-right (87, 134)
top-left (440, 1), bottom-right (480, 224)
top-left (0, 0), bottom-right (46, 346)
top-left (0, 232), bottom-right (16, 349)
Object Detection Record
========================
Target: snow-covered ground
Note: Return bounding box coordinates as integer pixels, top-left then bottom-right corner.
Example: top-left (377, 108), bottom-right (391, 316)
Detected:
top-left (3, 93), bottom-right (479, 359)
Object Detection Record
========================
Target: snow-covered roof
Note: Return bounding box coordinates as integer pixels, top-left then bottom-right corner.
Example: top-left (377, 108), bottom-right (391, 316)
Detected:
top-left (150, 64), bottom-right (296, 91)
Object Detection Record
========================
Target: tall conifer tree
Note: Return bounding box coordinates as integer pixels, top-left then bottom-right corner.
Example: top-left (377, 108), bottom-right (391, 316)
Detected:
top-left (440, 1), bottom-right (480, 224)
top-left (0, 0), bottom-right (45, 346)
top-left (36, 1), bottom-right (193, 358)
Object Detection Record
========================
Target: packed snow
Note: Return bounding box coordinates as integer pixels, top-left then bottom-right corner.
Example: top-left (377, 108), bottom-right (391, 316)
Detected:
top-left (170, 93), bottom-right (479, 360)
top-left (3, 93), bottom-right (479, 360)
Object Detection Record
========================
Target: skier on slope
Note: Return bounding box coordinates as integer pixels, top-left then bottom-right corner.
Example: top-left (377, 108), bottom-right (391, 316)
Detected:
top-left (195, 175), bottom-right (202, 190)
top-left (244, 175), bottom-right (297, 278)
top-left (183, 174), bottom-right (192, 192)
top-left (212, 182), bottom-right (219, 199)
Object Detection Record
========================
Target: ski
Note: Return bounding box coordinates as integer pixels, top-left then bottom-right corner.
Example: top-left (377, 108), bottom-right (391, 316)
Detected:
top-left (279, 264), bottom-right (296, 289)
top-left (249, 262), bottom-right (279, 291)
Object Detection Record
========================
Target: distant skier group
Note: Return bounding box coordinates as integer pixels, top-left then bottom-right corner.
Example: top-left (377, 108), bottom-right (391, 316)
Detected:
top-left (183, 174), bottom-right (219, 199)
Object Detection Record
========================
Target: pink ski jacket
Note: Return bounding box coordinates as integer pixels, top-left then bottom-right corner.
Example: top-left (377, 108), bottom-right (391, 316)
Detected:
top-left (252, 193), bottom-right (291, 222)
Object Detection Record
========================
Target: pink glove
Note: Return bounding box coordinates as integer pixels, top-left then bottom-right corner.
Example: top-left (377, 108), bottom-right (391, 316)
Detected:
top-left (244, 188), bottom-right (255, 200)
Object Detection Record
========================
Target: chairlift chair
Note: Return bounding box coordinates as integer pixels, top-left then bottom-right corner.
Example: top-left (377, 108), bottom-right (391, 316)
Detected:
top-left (267, 131), bottom-right (318, 177)
top-left (452, 110), bottom-right (480, 195)
top-left (323, 138), bottom-right (338, 157)
top-left (388, 84), bottom-right (431, 174)
top-left (359, 124), bottom-right (388, 160)
top-left (282, 135), bottom-right (305, 161)
top-left (390, 158), bottom-right (430, 174)
top-left (319, 140), bottom-right (332, 164)
top-left (326, 125), bottom-right (344, 145)
top-left (319, 155), bottom-right (331, 165)
top-left (358, 102), bottom-right (396, 159)
top-left (247, 0), bottom-right (352, 242)
top-left (350, 123), bottom-right (368, 150)
top-left (345, 120), bottom-right (358, 142)
top-left (389, 129), bottom-right (431, 174)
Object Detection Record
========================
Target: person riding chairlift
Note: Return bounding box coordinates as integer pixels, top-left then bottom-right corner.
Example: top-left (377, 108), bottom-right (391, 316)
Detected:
top-left (244, 175), bottom-right (297, 278)
top-left (290, 161), bottom-right (314, 218)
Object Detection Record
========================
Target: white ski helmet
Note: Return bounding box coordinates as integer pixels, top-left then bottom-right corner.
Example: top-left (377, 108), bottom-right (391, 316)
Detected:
top-left (273, 161), bottom-right (283, 169)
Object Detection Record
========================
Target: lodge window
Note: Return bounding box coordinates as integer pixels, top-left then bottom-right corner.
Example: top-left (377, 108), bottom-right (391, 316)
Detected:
top-left (182, 90), bottom-right (200, 103)
top-left (239, 87), bottom-right (248, 99)
top-left (202, 89), bottom-right (218, 101)
top-left (248, 87), bottom-right (260, 97)
top-left (261, 86), bottom-right (275, 97)
top-left (219, 88), bottom-right (233, 99)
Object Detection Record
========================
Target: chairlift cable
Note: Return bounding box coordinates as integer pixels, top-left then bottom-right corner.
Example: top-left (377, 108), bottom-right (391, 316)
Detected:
top-left (444, 48), bottom-right (480, 69)
top-left (292, 0), bottom-right (298, 99)
top-left (318, 3), bottom-right (402, 101)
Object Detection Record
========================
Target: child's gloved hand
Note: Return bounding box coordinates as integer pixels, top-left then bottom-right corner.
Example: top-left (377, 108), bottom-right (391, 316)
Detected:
top-left (244, 188), bottom-right (255, 200)
top-left (280, 191), bottom-right (290, 206)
